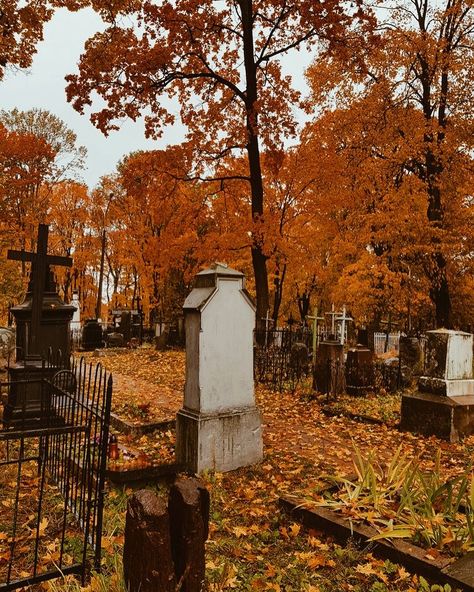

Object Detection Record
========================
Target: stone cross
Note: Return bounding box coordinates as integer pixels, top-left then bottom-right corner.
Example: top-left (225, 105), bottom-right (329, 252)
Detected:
top-left (7, 224), bottom-right (72, 358)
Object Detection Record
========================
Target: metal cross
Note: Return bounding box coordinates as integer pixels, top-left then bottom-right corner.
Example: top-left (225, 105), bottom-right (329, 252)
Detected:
top-left (325, 304), bottom-right (339, 335)
top-left (335, 305), bottom-right (353, 345)
top-left (7, 224), bottom-right (72, 358)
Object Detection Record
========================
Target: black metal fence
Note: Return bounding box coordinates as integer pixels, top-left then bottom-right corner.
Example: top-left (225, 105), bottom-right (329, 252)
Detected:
top-left (254, 328), bottom-right (313, 391)
top-left (0, 356), bottom-right (112, 591)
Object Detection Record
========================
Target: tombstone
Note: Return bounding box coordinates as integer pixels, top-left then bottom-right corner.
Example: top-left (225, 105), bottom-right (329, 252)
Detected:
top-left (398, 335), bottom-right (423, 382)
top-left (120, 310), bottom-right (132, 343)
top-left (0, 327), bottom-right (15, 370)
top-left (400, 329), bottom-right (474, 441)
top-left (176, 263), bottom-right (263, 473)
top-left (313, 338), bottom-right (345, 395)
top-left (82, 319), bottom-right (104, 351)
top-left (70, 291), bottom-right (81, 331)
top-left (345, 344), bottom-right (374, 395)
top-left (4, 225), bottom-right (75, 426)
top-left (106, 332), bottom-right (125, 348)
top-left (290, 342), bottom-right (309, 378)
top-left (357, 328), bottom-right (369, 348)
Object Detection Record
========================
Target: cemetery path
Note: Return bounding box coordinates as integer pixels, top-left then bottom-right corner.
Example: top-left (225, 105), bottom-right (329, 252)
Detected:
top-left (82, 349), bottom-right (473, 493)
top-left (76, 348), bottom-right (184, 425)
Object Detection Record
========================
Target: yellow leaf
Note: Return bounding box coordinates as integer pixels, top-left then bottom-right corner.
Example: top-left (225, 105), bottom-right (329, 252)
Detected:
top-left (232, 526), bottom-right (248, 538)
top-left (355, 563), bottom-right (378, 576)
top-left (288, 523), bottom-right (301, 538)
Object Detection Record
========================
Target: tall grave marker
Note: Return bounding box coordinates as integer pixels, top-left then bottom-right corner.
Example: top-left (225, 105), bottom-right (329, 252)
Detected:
top-left (176, 263), bottom-right (263, 473)
top-left (4, 224), bottom-right (75, 425)
top-left (8, 224), bottom-right (74, 360)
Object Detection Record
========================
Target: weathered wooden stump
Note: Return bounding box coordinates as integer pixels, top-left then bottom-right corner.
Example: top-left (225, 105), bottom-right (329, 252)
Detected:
top-left (123, 489), bottom-right (176, 592)
top-left (169, 476), bottom-right (210, 592)
top-left (123, 477), bottom-right (210, 592)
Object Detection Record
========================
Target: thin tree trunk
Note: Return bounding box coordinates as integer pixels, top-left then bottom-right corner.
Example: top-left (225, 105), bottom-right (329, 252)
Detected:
top-left (240, 0), bottom-right (269, 326)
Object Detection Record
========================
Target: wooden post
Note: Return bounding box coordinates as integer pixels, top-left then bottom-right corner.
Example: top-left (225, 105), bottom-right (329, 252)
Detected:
top-left (123, 478), bottom-right (210, 592)
top-left (169, 476), bottom-right (210, 592)
top-left (123, 490), bottom-right (176, 592)
top-left (306, 306), bottom-right (324, 365)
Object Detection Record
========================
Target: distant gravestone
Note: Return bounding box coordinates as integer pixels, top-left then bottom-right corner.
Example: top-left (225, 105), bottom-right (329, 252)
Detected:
top-left (313, 338), bottom-right (345, 395)
top-left (176, 263), bottom-right (263, 473)
top-left (0, 327), bottom-right (15, 369)
top-left (70, 291), bottom-right (81, 331)
top-left (120, 311), bottom-right (132, 343)
top-left (345, 344), bottom-right (374, 395)
top-left (401, 329), bottom-right (474, 441)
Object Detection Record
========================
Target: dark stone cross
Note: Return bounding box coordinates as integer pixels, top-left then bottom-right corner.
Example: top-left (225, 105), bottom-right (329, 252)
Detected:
top-left (7, 223), bottom-right (72, 359)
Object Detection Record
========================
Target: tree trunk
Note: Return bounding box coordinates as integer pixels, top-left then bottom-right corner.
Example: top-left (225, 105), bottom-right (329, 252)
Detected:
top-left (272, 263), bottom-right (286, 324)
top-left (240, 0), bottom-right (269, 326)
top-left (426, 150), bottom-right (451, 328)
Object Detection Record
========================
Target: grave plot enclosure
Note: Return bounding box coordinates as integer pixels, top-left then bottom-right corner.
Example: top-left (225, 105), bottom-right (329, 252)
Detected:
top-left (0, 357), bottom-right (112, 591)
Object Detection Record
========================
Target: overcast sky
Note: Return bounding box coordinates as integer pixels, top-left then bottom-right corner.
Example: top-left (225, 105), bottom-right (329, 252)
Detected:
top-left (0, 8), bottom-right (311, 190)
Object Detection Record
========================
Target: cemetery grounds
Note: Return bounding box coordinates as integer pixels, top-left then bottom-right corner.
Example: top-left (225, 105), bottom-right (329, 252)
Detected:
top-left (2, 346), bottom-right (473, 592)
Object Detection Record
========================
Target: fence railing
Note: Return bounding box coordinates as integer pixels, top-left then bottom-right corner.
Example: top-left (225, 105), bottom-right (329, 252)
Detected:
top-left (373, 332), bottom-right (400, 355)
top-left (0, 354), bottom-right (112, 591)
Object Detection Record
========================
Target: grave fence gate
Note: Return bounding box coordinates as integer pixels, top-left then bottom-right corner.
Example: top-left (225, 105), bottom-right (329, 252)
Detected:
top-left (0, 356), bottom-right (112, 591)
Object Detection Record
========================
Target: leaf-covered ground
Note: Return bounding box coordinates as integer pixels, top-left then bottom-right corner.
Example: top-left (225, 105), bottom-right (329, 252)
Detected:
top-left (0, 347), bottom-right (457, 591)
top-left (55, 348), bottom-right (474, 591)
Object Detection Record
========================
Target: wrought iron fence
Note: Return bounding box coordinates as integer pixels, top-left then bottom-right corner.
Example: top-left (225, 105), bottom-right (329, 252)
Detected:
top-left (254, 328), bottom-right (313, 391)
top-left (0, 355), bottom-right (112, 591)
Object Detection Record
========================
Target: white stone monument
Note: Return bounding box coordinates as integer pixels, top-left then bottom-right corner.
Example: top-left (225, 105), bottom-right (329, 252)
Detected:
top-left (401, 329), bottom-right (474, 441)
top-left (176, 263), bottom-right (263, 473)
top-left (71, 291), bottom-right (81, 331)
top-left (419, 329), bottom-right (474, 396)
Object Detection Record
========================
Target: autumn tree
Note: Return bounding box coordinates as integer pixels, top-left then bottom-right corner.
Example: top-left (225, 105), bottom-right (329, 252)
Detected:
top-left (112, 148), bottom-right (210, 322)
top-left (0, 0), bottom-right (54, 80)
top-left (0, 109), bottom-right (86, 182)
top-left (0, 122), bottom-right (56, 250)
top-left (305, 0), bottom-right (474, 328)
top-left (62, 0), bottom-right (374, 324)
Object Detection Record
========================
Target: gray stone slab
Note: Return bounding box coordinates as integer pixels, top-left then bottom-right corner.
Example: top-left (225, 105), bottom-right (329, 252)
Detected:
top-left (442, 551), bottom-right (474, 588)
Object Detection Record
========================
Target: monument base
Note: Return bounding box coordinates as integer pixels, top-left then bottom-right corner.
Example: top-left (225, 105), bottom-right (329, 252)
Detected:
top-left (418, 376), bottom-right (474, 397)
top-left (400, 391), bottom-right (474, 442)
top-left (176, 406), bottom-right (263, 473)
top-left (3, 362), bottom-right (60, 428)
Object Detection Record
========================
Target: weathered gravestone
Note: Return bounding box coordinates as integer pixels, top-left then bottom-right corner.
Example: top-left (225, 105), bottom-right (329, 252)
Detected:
top-left (4, 224), bottom-right (75, 426)
top-left (70, 290), bottom-right (81, 332)
top-left (400, 329), bottom-right (474, 441)
top-left (8, 224), bottom-right (74, 361)
top-left (345, 344), bottom-right (375, 395)
top-left (0, 327), bottom-right (15, 370)
top-left (176, 263), bottom-right (263, 473)
top-left (313, 337), bottom-right (345, 395)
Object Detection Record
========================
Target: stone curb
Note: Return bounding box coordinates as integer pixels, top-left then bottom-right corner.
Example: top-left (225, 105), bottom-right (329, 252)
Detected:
top-left (107, 462), bottom-right (185, 484)
top-left (280, 495), bottom-right (474, 591)
top-left (109, 411), bottom-right (176, 435)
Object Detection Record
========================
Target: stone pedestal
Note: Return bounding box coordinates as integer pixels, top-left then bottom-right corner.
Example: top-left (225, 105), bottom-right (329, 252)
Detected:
top-left (11, 276), bottom-right (75, 361)
top-left (401, 329), bottom-right (474, 442)
top-left (3, 361), bottom-right (60, 427)
top-left (176, 264), bottom-right (263, 473)
top-left (313, 340), bottom-right (345, 394)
